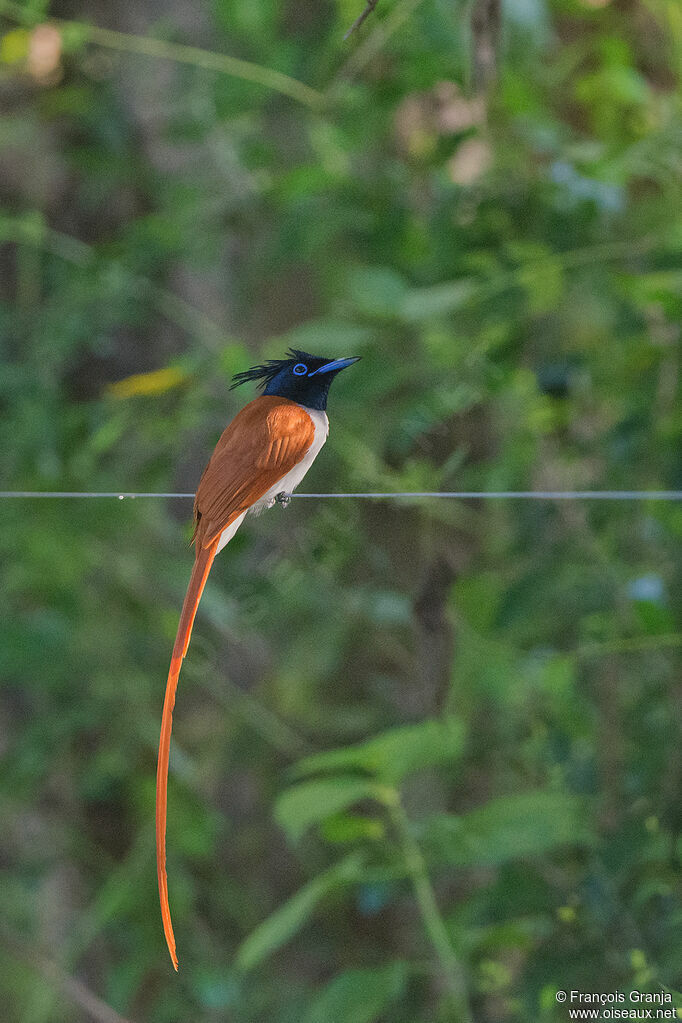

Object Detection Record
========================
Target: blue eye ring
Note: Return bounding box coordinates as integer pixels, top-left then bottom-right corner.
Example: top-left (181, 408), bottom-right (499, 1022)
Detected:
top-left (293, 363), bottom-right (308, 376)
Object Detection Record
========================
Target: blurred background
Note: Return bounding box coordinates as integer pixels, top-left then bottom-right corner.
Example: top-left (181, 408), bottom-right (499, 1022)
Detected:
top-left (0, 0), bottom-right (681, 1020)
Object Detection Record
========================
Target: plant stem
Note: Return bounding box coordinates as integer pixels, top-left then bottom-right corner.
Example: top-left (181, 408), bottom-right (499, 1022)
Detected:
top-left (330, 0), bottom-right (426, 94)
top-left (577, 633), bottom-right (682, 659)
top-left (388, 796), bottom-right (473, 1022)
top-left (0, 0), bottom-right (323, 109)
top-left (77, 23), bottom-right (322, 109)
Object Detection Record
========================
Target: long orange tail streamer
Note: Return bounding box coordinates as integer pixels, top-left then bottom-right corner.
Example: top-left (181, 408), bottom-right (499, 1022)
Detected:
top-left (156, 539), bottom-right (219, 970)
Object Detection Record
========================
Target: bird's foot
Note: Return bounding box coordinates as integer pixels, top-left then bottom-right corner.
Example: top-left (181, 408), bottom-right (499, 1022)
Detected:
top-left (275, 492), bottom-right (291, 509)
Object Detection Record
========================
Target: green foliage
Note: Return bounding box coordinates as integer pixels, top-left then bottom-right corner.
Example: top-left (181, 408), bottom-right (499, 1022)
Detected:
top-left (292, 716), bottom-right (465, 783)
top-left (422, 791), bottom-right (594, 868)
top-left (302, 962), bottom-right (408, 1023)
top-left (0, 0), bottom-right (681, 1020)
top-left (235, 852), bottom-right (365, 972)
top-left (276, 777), bottom-right (384, 842)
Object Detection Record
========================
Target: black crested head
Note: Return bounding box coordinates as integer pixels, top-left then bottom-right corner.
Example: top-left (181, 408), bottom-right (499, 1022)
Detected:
top-left (231, 349), bottom-right (360, 411)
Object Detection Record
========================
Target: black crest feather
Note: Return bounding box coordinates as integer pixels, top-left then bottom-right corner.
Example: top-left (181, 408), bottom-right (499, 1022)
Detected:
top-left (230, 349), bottom-right (316, 390)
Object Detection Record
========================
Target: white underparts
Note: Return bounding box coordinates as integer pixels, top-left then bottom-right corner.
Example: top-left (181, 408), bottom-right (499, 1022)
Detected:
top-left (216, 510), bottom-right (246, 553)
top-left (215, 406), bottom-right (328, 555)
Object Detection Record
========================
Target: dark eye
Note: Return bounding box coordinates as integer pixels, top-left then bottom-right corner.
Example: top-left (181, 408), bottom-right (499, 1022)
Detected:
top-left (293, 363), bottom-right (308, 376)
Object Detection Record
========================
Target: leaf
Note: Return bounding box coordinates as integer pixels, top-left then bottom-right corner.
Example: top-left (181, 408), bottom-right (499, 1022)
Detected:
top-left (106, 365), bottom-right (188, 398)
top-left (235, 853), bottom-right (365, 973)
top-left (302, 962), bottom-right (408, 1023)
top-left (517, 255), bottom-right (564, 315)
top-left (452, 573), bottom-right (506, 633)
top-left (422, 791), bottom-right (593, 868)
top-left (320, 814), bottom-right (386, 844)
top-left (1, 28), bottom-right (30, 64)
top-left (59, 22), bottom-right (90, 54)
top-left (275, 777), bottom-right (383, 843)
top-left (399, 279), bottom-right (477, 322)
top-left (292, 717), bottom-right (466, 785)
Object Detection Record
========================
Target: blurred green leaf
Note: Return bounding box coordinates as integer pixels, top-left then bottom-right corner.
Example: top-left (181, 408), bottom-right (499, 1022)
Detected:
top-left (292, 718), bottom-right (466, 784)
top-left (321, 814), bottom-right (386, 844)
top-left (400, 279), bottom-right (477, 322)
top-left (302, 962), bottom-right (408, 1023)
top-left (422, 791), bottom-right (594, 868)
top-left (0, 28), bottom-right (29, 64)
top-left (517, 255), bottom-right (564, 315)
top-left (235, 853), bottom-right (365, 972)
top-left (275, 777), bottom-right (383, 843)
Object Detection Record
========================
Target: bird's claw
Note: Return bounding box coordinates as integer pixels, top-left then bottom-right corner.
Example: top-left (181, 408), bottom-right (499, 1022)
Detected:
top-left (275, 492), bottom-right (291, 509)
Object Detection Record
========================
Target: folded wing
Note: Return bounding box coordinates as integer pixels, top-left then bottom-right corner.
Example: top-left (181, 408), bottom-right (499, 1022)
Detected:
top-left (193, 396), bottom-right (315, 548)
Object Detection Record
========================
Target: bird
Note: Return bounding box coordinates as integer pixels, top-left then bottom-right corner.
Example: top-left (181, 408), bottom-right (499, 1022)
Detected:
top-left (156, 348), bottom-right (360, 970)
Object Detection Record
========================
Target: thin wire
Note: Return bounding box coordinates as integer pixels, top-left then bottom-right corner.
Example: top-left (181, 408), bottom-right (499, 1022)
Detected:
top-left (283, 491), bottom-right (682, 500)
top-left (1, 491), bottom-right (682, 501)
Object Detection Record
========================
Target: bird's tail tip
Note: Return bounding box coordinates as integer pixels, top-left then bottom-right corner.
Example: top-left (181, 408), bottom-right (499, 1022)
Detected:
top-left (162, 907), bottom-right (179, 970)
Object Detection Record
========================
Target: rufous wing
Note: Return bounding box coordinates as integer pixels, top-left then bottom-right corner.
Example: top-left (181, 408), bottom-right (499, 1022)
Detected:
top-left (193, 396), bottom-right (315, 547)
